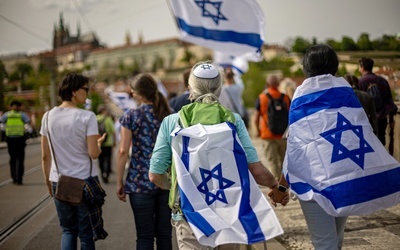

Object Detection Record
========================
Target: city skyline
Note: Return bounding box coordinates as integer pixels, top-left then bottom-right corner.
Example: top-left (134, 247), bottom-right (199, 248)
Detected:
top-left (1, 0), bottom-right (399, 56)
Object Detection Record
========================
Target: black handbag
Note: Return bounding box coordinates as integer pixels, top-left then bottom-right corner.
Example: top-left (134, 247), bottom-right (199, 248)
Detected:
top-left (46, 110), bottom-right (91, 206)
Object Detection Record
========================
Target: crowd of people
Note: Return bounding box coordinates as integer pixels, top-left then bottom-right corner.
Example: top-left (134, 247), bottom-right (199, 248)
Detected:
top-left (1, 44), bottom-right (399, 249)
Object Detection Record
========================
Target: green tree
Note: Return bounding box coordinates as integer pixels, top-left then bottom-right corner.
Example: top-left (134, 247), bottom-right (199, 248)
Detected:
top-left (180, 47), bottom-right (196, 67)
top-left (241, 61), bottom-right (266, 107)
top-left (291, 37), bottom-right (312, 53)
top-left (357, 33), bottom-right (373, 51)
top-left (325, 39), bottom-right (341, 51)
top-left (340, 36), bottom-right (358, 51)
top-left (0, 61), bottom-right (7, 112)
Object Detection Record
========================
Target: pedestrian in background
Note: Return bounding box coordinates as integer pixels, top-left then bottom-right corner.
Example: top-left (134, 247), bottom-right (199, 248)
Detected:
top-left (1, 100), bottom-right (31, 185)
top-left (358, 57), bottom-right (397, 146)
top-left (40, 72), bottom-right (106, 249)
top-left (169, 68), bottom-right (191, 112)
top-left (116, 73), bottom-right (172, 250)
top-left (96, 104), bottom-right (115, 183)
top-left (219, 67), bottom-right (249, 127)
top-left (254, 75), bottom-right (290, 180)
top-left (344, 74), bottom-right (378, 134)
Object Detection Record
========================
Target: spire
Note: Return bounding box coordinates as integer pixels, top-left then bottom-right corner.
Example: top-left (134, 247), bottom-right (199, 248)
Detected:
top-left (138, 30), bottom-right (144, 44)
top-left (77, 20), bottom-right (81, 38)
top-left (59, 12), bottom-right (64, 30)
top-left (125, 30), bottom-right (132, 46)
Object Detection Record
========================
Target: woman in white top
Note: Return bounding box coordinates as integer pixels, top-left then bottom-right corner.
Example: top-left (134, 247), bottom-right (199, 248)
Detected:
top-left (40, 72), bottom-right (105, 250)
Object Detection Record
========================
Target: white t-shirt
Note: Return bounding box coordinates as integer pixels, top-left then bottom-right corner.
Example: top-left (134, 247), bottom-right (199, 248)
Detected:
top-left (40, 107), bottom-right (99, 182)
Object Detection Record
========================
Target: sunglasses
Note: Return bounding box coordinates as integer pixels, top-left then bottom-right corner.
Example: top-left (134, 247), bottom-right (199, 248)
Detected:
top-left (80, 87), bottom-right (89, 93)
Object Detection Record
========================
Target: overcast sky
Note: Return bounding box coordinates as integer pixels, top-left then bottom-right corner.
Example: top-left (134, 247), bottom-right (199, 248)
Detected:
top-left (1, 0), bottom-right (399, 56)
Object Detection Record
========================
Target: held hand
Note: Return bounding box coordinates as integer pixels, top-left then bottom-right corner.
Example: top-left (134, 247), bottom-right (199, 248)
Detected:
top-left (98, 133), bottom-right (107, 145)
top-left (268, 187), bottom-right (289, 206)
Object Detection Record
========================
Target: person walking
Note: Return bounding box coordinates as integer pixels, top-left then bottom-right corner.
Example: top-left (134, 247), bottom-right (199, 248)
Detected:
top-left (281, 44), bottom-right (400, 250)
top-left (219, 67), bottom-right (249, 127)
top-left (96, 104), bottom-right (115, 183)
top-left (149, 62), bottom-right (288, 249)
top-left (40, 72), bottom-right (107, 249)
top-left (358, 57), bottom-right (397, 146)
top-left (343, 74), bottom-right (378, 134)
top-left (254, 75), bottom-right (291, 180)
top-left (1, 100), bottom-right (31, 185)
top-left (169, 68), bottom-right (191, 112)
top-left (116, 73), bottom-right (173, 250)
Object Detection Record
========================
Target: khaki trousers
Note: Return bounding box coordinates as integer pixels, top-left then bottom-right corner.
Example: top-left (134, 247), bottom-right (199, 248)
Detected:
top-left (261, 138), bottom-right (287, 179)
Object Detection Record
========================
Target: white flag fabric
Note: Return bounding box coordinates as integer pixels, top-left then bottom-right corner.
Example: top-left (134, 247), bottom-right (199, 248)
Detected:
top-left (169, 0), bottom-right (265, 56)
top-left (171, 122), bottom-right (283, 247)
top-left (283, 74), bottom-right (400, 216)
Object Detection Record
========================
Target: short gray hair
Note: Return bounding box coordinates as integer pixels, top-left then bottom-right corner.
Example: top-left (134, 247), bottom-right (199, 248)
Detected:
top-left (188, 61), bottom-right (223, 104)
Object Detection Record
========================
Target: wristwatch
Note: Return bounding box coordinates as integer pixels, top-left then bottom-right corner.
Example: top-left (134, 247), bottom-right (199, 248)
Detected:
top-left (278, 185), bottom-right (288, 192)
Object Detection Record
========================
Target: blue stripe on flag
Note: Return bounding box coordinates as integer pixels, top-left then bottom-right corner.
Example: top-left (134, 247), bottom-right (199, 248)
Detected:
top-left (176, 18), bottom-right (263, 49)
top-left (181, 136), bottom-right (190, 171)
top-left (228, 122), bottom-right (265, 244)
top-left (179, 187), bottom-right (216, 237)
top-left (291, 166), bottom-right (400, 209)
top-left (180, 136), bottom-right (216, 236)
top-left (290, 87), bottom-right (362, 125)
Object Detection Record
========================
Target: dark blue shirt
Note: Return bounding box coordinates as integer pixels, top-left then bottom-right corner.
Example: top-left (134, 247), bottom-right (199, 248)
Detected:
top-left (119, 104), bottom-right (161, 193)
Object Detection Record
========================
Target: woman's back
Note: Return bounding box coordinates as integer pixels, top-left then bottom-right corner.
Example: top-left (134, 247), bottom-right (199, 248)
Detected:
top-left (42, 107), bottom-right (99, 181)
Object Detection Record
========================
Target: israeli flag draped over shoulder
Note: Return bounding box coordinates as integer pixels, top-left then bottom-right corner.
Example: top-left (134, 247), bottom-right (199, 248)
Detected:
top-left (171, 122), bottom-right (283, 246)
top-left (168, 0), bottom-right (265, 56)
top-left (283, 74), bottom-right (400, 216)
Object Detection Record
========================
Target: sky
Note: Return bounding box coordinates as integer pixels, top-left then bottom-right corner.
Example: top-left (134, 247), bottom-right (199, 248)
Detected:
top-left (0, 0), bottom-right (399, 56)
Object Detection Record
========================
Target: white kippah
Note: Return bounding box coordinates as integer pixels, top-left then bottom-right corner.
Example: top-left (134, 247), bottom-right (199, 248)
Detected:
top-left (193, 63), bottom-right (219, 78)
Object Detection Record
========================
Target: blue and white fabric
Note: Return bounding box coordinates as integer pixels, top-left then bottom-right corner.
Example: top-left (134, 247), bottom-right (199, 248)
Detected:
top-left (171, 122), bottom-right (283, 247)
top-left (283, 74), bottom-right (400, 216)
top-left (169, 0), bottom-right (265, 56)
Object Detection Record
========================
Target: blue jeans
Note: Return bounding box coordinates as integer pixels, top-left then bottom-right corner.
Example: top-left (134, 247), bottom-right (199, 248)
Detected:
top-left (129, 189), bottom-right (172, 250)
top-left (299, 199), bottom-right (348, 250)
top-left (52, 183), bottom-right (95, 250)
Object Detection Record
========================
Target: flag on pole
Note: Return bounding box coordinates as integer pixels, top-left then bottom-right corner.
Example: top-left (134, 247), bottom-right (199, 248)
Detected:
top-left (171, 122), bottom-right (283, 247)
top-left (283, 74), bottom-right (400, 216)
top-left (168, 0), bottom-right (265, 56)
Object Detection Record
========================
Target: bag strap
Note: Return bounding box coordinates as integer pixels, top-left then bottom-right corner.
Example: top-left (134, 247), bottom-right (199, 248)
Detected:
top-left (46, 109), bottom-right (92, 177)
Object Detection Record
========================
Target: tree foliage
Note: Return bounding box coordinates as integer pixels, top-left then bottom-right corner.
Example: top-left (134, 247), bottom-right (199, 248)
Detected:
top-left (290, 33), bottom-right (400, 53)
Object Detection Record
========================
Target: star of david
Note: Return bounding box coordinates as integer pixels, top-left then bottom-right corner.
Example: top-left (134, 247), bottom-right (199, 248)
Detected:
top-left (200, 64), bottom-right (212, 70)
top-left (197, 163), bottom-right (235, 205)
top-left (320, 112), bottom-right (374, 169)
top-left (195, 0), bottom-right (228, 25)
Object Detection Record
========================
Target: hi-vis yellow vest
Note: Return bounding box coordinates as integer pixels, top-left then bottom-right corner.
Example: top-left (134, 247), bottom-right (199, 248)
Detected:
top-left (5, 111), bottom-right (25, 136)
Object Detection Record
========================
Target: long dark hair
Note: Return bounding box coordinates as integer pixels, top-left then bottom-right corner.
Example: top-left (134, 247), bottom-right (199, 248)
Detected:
top-left (130, 73), bottom-right (171, 120)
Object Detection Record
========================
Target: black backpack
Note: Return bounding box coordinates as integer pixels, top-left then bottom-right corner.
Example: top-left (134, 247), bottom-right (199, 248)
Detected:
top-left (98, 118), bottom-right (108, 143)
top-left (266, 93), bottom-right (288, 135)
top-left (367, 82), bottom-right (384, 112)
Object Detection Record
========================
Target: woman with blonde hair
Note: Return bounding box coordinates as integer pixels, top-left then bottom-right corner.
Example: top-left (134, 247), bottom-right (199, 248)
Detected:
top-left (116, 73), bottom-right (172, 249)
top-left (149, 62), bottom-right (287, 249)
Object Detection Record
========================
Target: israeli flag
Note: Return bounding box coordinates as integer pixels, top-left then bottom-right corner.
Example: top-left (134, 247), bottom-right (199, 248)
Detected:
top-left (168, 0), bottom-right (265, 56)
top-left (284, 74), bottom-right (400, 216)
top-left (171, 122), bottom-right (283, 247)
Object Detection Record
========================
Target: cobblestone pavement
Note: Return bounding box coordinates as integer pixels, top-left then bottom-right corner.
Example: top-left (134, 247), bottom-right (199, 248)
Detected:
top-left (251, 137), bottom-right (400, 250)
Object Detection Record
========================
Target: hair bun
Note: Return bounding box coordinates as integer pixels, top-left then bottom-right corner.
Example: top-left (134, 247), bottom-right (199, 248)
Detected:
top-left (193, 63), bottom-right (219, 79)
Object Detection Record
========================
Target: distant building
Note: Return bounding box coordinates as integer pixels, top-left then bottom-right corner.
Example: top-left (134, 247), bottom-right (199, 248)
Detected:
top-left (52, 13), bottom-right (102, 72)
